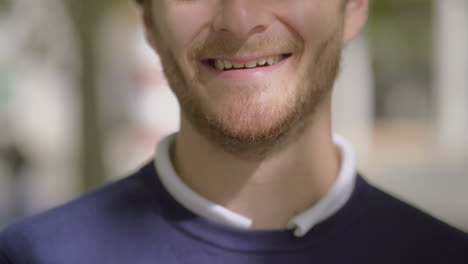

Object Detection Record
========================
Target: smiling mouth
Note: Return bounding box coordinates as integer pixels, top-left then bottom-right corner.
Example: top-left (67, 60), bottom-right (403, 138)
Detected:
top-left (203, 53), bottom-right (292, 71)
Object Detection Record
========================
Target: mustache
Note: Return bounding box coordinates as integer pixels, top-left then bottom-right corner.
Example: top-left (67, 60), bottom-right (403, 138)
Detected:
top-left (190, 33), bottom-right (301, 59)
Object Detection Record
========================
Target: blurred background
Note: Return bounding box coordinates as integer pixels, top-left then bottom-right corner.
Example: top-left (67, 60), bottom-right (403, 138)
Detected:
top-left (0, 0), bottom-right (467, 231)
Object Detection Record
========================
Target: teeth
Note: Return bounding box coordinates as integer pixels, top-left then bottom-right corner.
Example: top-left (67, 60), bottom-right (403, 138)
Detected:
top-left (232, 62), bottom-right (244, 69)
top-left (224, 60), bottom-right (233, 69)
top-left (213, 55), bottom-right (285, 71)
top-left (215, 60), bottom-right (224, 71)
top-left (258, 58), bottom-right (267, 66)
top-left (245, 61), bottom-right (257, 68)
top-left (267, 56), bottom-right (276, 66)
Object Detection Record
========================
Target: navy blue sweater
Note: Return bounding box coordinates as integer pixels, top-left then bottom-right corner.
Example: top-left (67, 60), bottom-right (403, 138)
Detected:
top-left (1, 161), bottom-right (467, 263)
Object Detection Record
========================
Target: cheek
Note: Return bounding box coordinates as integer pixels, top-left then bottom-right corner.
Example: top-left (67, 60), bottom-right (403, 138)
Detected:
top-left (274, 1), bottom-right (336, 45)
top-left (276, 1), bottom-right (321, 32)
top-left (159, 3), bottom-right (215, 57)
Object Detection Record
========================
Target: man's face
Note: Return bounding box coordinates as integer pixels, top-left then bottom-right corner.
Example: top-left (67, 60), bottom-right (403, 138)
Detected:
top-left (144, 0), bottom-right (367, 156)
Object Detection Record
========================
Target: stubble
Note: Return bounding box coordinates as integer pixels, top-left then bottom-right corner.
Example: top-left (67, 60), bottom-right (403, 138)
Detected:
top-left (156, 26), bottom-right (344, 160)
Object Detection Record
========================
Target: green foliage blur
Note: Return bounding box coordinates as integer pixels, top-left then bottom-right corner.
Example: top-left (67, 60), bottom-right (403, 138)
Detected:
top-left (368, 0), bottom-right (433, 119)
top-left (0, 0), bottom-right (10, 14)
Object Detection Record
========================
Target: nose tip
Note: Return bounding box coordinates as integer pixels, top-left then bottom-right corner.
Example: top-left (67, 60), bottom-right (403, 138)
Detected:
top-left (213, 0), bottom-right (271, 40)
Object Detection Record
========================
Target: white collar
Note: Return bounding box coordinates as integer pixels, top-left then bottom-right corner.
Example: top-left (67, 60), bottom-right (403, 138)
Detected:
top-left (154, 133), bottom-right (357, 237)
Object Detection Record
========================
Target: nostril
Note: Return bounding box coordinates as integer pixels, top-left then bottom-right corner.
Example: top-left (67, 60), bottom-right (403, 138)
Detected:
top-left (249, 25), bottom-right (267, 35)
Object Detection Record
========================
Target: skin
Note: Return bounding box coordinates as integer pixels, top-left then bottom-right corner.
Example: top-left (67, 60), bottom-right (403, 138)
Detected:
top-left (141, 0), bottom-right (369, 229)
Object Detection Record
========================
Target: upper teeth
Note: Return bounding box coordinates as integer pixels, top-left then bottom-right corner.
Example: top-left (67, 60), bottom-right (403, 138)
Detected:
top-left (214, 55), bottom-right (283, 71)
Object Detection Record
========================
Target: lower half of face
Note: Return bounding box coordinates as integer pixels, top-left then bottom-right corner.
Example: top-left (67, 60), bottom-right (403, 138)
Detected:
top-left (159, 25), bottom-right (344, 158)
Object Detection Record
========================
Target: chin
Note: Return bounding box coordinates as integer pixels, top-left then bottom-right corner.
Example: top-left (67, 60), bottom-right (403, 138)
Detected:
top-left (213, 111), bottom-right (290, 142)
top-left (207, 87), bottom-right (295, 137)
top-left (187, 96), bottom-right (299, 160)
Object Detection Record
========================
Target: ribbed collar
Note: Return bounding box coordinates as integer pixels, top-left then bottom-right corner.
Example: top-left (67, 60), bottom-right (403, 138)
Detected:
top-left (154, 133), bottom-right (356, 237)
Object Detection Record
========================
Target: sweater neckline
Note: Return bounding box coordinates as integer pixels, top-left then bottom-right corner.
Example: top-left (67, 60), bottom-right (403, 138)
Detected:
top-left (137, 162), bottom-right (368, 252)
top-left (154, 133), bottom-right (358, 237)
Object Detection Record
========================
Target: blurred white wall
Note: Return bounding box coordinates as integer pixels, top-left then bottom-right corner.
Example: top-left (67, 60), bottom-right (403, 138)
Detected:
top-left (0, 0), bottom-right (79, 220)
top-left (333, 34), bottom-right (374, 167)
top-left (434, 0), bottom-right (468, 161)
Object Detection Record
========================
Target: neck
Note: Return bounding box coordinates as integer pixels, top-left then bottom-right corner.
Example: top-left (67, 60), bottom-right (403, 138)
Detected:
top-left (172, 107), bottom-right (340, 230)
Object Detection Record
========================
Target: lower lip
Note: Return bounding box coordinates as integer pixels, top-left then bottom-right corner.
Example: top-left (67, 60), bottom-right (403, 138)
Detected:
top-left (201, 57), bottom-right (291, 81)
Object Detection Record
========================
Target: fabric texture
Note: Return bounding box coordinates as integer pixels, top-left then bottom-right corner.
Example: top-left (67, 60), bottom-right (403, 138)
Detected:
top-left (0, 161), bottom-right (467, 264)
